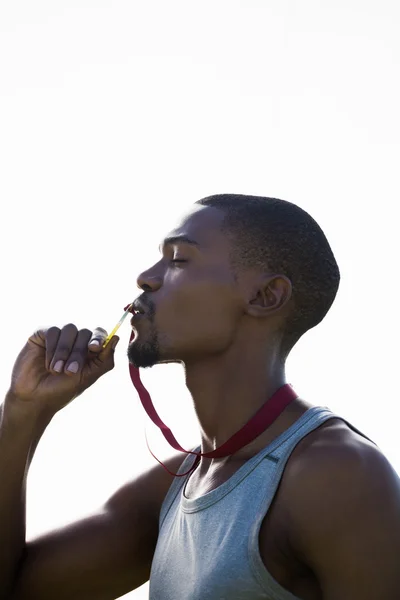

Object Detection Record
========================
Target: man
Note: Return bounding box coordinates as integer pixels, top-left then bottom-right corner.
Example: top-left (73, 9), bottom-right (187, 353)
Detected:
top-left (1, 194), bottom-right (400, 600)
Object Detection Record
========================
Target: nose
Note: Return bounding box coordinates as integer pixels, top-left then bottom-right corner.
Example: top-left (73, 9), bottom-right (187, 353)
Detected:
top-left (136, 265), bottom-right (163, 293)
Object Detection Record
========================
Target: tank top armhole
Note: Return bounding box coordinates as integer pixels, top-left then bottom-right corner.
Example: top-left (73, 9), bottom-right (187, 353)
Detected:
top-left (158, 447), bottom-right (201, 530)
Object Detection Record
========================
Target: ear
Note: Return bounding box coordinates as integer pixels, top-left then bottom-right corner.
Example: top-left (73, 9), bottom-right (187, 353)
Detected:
top-left (246, 274), bottom-right (293, 318)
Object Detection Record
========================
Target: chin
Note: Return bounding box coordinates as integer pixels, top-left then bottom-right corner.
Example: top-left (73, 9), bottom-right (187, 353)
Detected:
top-left (128, 324), bottom-right (188, 368)
top-left (127, 341), bottom-right (159, 369)
top-left (128, 348), bottom-right (182, 369)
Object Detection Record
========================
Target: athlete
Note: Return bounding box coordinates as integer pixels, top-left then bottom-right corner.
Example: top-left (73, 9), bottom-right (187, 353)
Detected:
top-left (1, 194), bottom-right (400, 600)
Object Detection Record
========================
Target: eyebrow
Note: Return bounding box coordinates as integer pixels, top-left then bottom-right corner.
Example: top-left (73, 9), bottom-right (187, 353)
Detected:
top-left (160, 234), bottom-right (200, 249)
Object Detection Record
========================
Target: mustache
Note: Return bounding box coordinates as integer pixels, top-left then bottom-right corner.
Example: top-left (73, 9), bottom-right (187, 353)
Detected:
top-left (139, 294), bottom-right (156, 317)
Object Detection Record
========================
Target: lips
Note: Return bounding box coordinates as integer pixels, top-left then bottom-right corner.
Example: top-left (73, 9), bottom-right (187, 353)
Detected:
top-left (131, 300), bottom-right (147, 315)
top-left (130, 299), bottom-right (148, 326)
top-left (130, 313), bottom-right (143, 326)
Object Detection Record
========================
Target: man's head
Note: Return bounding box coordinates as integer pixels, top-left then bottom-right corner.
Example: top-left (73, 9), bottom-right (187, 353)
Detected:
top-left (127, 194), bottom-right (340, 368)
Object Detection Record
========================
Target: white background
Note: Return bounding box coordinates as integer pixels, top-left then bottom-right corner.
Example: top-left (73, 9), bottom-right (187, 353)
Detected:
top-left (0, 1), bottom-right (399, 598)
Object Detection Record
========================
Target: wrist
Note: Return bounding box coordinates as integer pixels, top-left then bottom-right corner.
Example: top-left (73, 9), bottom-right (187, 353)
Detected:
top-left (2, 391), bottom-right (54, 436)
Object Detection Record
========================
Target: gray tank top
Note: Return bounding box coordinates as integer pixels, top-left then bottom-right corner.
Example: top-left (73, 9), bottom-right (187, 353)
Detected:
top-left (149, 406), bottom-right (375, 599)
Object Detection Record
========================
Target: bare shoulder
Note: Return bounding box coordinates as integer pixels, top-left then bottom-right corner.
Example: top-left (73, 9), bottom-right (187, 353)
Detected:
top-left (283, 417), bottom-right (399, 508)
top-left (12, 452), bottom-right (185, 600)
top-left (282, 417), bottom-right (400, 532)
top-left (281, 418), bottom-right (400, 599)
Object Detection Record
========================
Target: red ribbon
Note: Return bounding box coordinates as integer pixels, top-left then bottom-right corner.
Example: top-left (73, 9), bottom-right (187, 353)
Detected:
top-left (124, 303), bottom-right (298, 476)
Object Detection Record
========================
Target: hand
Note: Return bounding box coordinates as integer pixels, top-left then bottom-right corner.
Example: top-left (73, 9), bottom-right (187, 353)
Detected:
top-left (6, 324), bottom-right (119, 418)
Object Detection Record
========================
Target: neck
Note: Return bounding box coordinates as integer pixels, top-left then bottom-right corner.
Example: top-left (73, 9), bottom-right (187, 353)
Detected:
top-left (183, 342), bottom-right (286, 458)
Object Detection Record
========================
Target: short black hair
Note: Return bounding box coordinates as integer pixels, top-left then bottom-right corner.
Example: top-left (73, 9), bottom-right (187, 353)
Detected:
top-left (196, 194), bottom-right (340, 358)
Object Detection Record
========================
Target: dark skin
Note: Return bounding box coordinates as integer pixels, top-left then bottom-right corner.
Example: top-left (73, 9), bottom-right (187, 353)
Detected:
top-left (4, 204), bottom-right (400, 600)
top-left (129, 204), bottom-right (293, 456)
top-left (131, 204), bottom-right (400, 598)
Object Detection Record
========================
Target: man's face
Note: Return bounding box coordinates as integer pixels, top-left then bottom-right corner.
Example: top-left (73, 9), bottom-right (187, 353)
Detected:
top-left (127, 205), bottom-right (244, 368)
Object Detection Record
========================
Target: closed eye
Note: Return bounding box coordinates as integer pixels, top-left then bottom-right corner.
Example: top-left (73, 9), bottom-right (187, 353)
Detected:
top-left (171, 259), bottom-right (187, 264)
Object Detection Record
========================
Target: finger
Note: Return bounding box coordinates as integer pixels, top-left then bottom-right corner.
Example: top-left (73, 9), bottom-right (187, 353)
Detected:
top-left (44, 327), bottom-right (61, 371)
top-left (96, 335), bottom-right (120, 363)
top-left (28, 328), bottom-right (47, 349)
top-left (64, 328), bottom-right (93, 376)
top-left (82, 335), bottom-right (119, 377)
top-left (88, 327), bottom-right (108, 353)
top-left (49, 324), bottom-right (78, 374)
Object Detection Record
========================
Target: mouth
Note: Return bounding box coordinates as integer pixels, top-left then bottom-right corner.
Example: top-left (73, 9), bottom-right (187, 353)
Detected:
top-left (130, 312), bottom-right (144, 329)
top-left (130, 300), bottom-right (147, 324)
top-left (132, 299), bottom-right (147, 314)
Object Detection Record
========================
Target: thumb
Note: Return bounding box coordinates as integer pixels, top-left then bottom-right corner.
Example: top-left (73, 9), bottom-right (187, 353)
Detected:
top-left (100, 335), bottom-right (120, 371)
top-left (101, 335), bottom-right (120, 356)
top-left (85, 335), bottom-right (120, 379)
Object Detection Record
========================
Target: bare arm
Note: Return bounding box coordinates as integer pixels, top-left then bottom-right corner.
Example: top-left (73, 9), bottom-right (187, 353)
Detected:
top-left (0, 396), bottom-right (53, 599)
top-left (0, 323), bottom-right (184, 599)
top-left (8, 436), bottom-right (184, 600)
top-left (287, 437), bottom-right (400, 599)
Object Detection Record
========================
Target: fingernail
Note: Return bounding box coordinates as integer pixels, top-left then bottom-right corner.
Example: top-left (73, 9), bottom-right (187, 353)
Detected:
top-left (54, 360), bottom-right (64, 372)
top-left (66, 361), bottom-right (79, 373)
top-left (89, 340), bottom-right (100, 346)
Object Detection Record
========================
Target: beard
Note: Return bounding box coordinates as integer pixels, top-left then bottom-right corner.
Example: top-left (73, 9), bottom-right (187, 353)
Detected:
top-left (127, 329), bottom-right (161, 368)
top-left (126, 294), bottom-right (162, 368)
